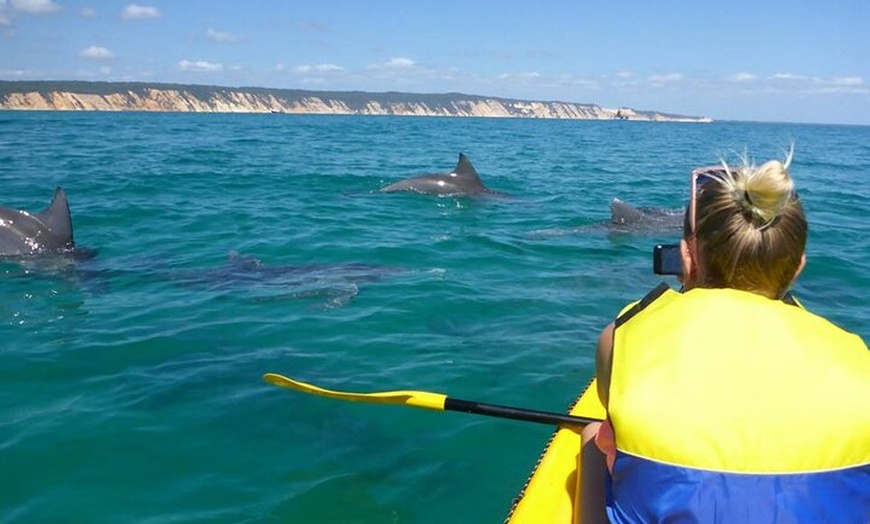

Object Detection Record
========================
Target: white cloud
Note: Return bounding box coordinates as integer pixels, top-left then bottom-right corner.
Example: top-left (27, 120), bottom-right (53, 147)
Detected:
top-left (177, 60), bottom-right (223, 72)
top-left (614, 71), bottom-right (634, 79)
top-left (497, 71), bottom-right (541, 81)
top-left (831, 76), bottom-right (864, 87)
top-left (81, 45), bottom-right (114, 59)
top-left (572, 78), bottom-right (601, 90)
top-left (728, 72), bottom-right (756, 83)
top-left (10, 0), bottom-right (60, 14)
top-left (648, 73), bottom-right (684, 83)
top-left (389, 57), bottom-right (415, 68)
top-left (769, 73), bottom-right (805, 81)
top-left (369, 57), bottom-right (416, 70)
top-left (121, 3), bottom-right (159, 20)
top-left (79, 7), bottom-right (96, 18)
top-left (206, 28), bottom-right (240, 43)
top-left (0, 68), bottom-right (29, 78)
top-left (732, 73), bottom-right (869, 96)
top-left (294, 63), bottom-right (345, 73)
top-left (0, 1), bottom-right (11, 26)
top-left (767, 74), bottom-right (864, 89)
top-left (812, 76), bottom-right (868, 95)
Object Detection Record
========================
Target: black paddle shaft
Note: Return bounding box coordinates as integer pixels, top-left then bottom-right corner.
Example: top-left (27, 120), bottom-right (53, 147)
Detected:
top-left (444, 398), bottom-right (601, 427)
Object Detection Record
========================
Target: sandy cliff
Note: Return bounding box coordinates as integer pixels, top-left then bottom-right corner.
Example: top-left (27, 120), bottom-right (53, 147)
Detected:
top-left (0, 81), bottom-right (713, 122)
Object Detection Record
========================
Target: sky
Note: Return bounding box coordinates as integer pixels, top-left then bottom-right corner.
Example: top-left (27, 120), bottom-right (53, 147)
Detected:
top-left (1, 0), bottom-right (868, 125)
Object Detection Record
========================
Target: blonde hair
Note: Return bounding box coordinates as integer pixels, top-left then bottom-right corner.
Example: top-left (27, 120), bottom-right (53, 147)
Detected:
top-left (687, 151), bottom-right (807, 298)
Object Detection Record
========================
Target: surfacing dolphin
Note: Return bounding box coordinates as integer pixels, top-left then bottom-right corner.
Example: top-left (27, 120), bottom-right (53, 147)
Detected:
top-left (610, 198), bottom-right (684, 231)
top-left (0, 187), bottom-right (77, 257)
top-left (379, 153), bottom-right (504, 196)
top-left (529, 198), bottom-right (685, 238)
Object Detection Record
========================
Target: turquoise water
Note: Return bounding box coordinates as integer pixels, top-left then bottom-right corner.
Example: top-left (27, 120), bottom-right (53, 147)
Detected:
top-left (1, 112), bottom-right (867, 523)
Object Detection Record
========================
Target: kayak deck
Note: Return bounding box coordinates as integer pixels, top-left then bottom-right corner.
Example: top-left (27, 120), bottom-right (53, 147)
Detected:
top-left (504, 379), bottom-right (606, 524)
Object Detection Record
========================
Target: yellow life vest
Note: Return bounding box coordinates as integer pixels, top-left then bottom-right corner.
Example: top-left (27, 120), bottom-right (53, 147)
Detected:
top-left (606, 285), bottom-right (870, 523)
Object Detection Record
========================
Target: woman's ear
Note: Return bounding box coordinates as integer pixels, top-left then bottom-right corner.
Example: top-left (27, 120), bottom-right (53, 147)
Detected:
top-left (793, 252), bottom-right (806, 282)
top-left (680, 238), bottom-right (695, 287)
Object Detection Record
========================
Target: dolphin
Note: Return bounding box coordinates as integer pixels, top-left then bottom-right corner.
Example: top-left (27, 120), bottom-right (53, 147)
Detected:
top-left (217, 251), bottom-right (401, 284)
top-left (610, 198), bottom-right (684, 231)
top-left (166, 251), bottom-right (406, 309)
top-left (0, 187), bottom-right (76, 257)
top-left (379, 153), bottom-right (500, 196)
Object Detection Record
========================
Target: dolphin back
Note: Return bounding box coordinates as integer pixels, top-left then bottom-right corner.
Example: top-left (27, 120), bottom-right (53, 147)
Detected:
top-left (378, 177), bottom-right (426, 193)
top-left (453, 153), bottom-right (486, 192)
top-left (0, 187), bottom-right (75, 256)
top-left (610, 198), bottom-right (645, 224)
top-left (37, 187), bottom-right (74, 246)
top-left (610, 197), bottom-right (684, 231)
top-left (379, 153), bottom-right (489, 195)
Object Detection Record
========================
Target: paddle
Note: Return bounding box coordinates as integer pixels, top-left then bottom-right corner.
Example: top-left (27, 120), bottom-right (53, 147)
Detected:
top-left (263, 372), bottom-right (602, 427)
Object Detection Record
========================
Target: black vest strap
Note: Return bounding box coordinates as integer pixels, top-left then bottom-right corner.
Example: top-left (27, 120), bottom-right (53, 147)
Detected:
top-left (614, 282), bottom-right (670, 329)
top-left (614, 284), bottom-right (801, 330)
top-left (781, 290), bottom-right (800, 308)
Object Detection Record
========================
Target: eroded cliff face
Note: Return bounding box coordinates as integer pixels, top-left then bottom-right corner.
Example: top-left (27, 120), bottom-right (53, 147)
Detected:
top-left (0, 83), bottom-right (713, 122)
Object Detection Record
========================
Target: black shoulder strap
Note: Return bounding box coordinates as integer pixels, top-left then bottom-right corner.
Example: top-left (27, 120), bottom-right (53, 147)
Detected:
top-left (781, 290), bottom-right (804, 309)
top-left (613, 284), bottom-right (800, 332)
top-left (614, 282), bottom-right (671, 329)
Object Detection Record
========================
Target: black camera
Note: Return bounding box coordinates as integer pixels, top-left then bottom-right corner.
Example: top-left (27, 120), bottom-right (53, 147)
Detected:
top-left (653, 243), bottom-right (682, 275)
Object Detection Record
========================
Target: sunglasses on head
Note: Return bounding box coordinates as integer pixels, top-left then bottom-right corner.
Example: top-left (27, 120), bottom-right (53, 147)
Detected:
top-left (689, 166), bottom-right (728, 235)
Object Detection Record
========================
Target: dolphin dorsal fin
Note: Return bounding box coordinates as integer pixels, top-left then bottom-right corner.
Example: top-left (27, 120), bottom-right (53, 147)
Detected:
top-left (453, 153), bottom-right (485, 188)
top-left (36, 187), bottom-right (74, 245)
top-left (610, 198), bottom-right (644, 224)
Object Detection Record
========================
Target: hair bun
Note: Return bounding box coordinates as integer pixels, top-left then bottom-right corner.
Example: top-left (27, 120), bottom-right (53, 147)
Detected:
top-left (732, 160), bottom-right (795, 228)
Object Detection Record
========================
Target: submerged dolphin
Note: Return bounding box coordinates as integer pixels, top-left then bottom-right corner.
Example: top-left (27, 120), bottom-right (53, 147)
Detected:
top-left (0, 187), bottom-right (76, 257)
top-left (167, 251), bottom-right (406, 309)
top-left (610, 198), bottom-right (684, 231)
top-left (379, 153), bottom-right (501, 196)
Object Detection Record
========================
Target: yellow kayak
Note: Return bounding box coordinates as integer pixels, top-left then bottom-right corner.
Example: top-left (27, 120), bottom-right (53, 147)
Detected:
top-left (504, 379), bottom-right (606, 523)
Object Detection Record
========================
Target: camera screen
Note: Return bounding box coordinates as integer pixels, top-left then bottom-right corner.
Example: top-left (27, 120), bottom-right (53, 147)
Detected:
top-left (653, 244), bottom-right (682, 275)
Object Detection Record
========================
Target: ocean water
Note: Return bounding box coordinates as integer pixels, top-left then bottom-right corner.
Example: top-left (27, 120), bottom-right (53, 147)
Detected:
top-left (1, 112), bottom-right (867, 524)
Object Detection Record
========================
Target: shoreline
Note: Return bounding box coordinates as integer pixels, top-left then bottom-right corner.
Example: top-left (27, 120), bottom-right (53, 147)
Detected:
top-left (0, 80), bottom-right (713, 123)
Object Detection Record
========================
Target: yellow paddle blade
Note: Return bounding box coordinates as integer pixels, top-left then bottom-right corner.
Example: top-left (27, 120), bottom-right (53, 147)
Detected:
top-left (263, 373), bottom-right (448, 411)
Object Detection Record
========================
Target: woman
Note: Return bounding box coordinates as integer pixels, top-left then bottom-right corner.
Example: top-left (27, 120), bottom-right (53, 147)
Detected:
top-left (579, 154), bottom-right (869, 523)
